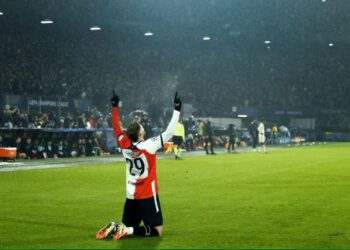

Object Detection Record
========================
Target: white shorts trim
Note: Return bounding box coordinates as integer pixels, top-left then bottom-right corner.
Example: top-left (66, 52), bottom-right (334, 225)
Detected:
top-left (151, 180), bottom-right (159, 213)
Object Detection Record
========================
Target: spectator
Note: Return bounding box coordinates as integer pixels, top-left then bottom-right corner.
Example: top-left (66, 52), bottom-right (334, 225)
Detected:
top-left (78, 138), bottom-right (86, 157)
top-left (46, 140), bottom-right (55, 158)
top-left (24, 138), bottom-right (34, 159)
top-left (78, 113), bottom-right (86, 128)
top-left (141, 115), bottom-right (152, 139)
top-left (249, 120), bottom-right (259, 151)
top-left (204, 117), bottom-right (215, 155)
top-left (271, 124), bottom-right (278, 144)
top-left (227, 124), bottom-right (237, 153)
top-left (57, 140), bottom-right (65, 158)
top-left (86, 138), bottom-right (94, 156)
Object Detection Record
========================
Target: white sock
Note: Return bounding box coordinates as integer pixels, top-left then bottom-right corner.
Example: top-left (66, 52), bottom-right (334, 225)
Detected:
top-left (126, 227), bottom-right (134, 235)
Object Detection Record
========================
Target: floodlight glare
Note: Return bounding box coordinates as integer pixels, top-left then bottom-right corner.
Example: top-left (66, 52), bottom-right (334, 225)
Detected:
top-left (90, 26), bottom-right (101, 31)
top-left (41, 19), bottom-right (53, 24)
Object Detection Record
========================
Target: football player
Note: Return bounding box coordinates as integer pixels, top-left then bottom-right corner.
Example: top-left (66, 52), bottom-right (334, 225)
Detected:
top-left (258, 120), bottom-right (266, 153)
top-left (172, 120), bottom-right (185, 159)
top-left (96, 91), bottom-right (181, 240)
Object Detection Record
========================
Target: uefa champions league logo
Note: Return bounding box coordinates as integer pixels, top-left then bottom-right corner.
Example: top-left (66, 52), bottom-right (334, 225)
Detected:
top-left (125, 150), bottom-right (142, 158)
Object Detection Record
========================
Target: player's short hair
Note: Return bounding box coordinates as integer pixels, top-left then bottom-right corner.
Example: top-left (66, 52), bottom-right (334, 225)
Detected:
top-left (126, 122), bottom-right (141, 142)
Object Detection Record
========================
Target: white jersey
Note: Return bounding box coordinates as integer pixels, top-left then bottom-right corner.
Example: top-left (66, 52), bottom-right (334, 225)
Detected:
top-left (258, 122), bottom-right (265, 135)
top-left (258, 122), bottom-right (265, 144)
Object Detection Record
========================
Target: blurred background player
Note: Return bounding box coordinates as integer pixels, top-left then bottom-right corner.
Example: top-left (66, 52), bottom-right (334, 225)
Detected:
top-left (96, 91), bottom-right (182, 240)
top-left (184, 115), bottom-right (195, 151)
top-left (173, 119), bottom-right (185, 159)
top-left (271, 124), bottom-right (278, 144)
top-left (227, 123), bottom-right (237, 153)
top-left (249, 120), bottom-right (259, 151)
top-left (258, 120), bottom-right (266, 153)
top-left (204, 117), bottom-right (215, 155)
top-left (141, 114), bottom-right (153, 140)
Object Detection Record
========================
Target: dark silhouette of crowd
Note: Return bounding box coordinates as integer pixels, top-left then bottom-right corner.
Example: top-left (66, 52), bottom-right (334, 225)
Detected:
top-left (0, 104), bottom-right (109, 129)
top-left (0, 129), bottom-right (103, 160)
top-left (1, 25), bottom-right (349, 132)
top-left (0, 104), bottom-right (109, 159)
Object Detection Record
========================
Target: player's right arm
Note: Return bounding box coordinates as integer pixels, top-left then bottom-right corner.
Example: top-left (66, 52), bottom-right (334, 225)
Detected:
top-left (111, 90), bottom-right (132, 149)
top-left (141, 92), bottom-right (182, 154)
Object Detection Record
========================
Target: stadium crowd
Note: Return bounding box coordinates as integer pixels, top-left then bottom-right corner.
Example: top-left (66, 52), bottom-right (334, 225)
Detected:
top-left (1, 33), bottom-right (350, 120)
top-left (0, 104), bottom-right (109, 129)
top-left (0, 103), bottom-right (109, 159)
top-left (0, 130), bottom-right (103, 159)
top-left (1, 27), bottom-right (350, 162)
top-left (0, 100), bottom-right (317, 161)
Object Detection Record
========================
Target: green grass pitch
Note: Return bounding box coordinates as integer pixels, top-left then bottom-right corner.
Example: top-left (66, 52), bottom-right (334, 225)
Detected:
top-left (1, 143), bottom-right (350, 249)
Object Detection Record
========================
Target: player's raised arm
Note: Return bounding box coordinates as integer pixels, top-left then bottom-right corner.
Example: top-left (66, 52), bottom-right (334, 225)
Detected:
top-left (110, 90), bottom-right (132, 149)
top-left (141, 92), bottom-right (182, 154)
top-left (161, 92), bottom-right (182, 142)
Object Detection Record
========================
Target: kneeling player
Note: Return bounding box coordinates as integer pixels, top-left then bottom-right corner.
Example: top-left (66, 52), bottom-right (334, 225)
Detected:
top-left (96, 91), bottom-right (182, 240)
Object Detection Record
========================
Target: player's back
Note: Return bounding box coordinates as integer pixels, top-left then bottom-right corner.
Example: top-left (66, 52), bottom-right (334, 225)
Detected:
top-left (122, 136), bottom-right (161, 200)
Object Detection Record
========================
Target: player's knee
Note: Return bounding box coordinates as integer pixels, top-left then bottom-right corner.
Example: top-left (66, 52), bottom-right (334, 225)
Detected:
top-left (155, 225), bottom-right (163, 236)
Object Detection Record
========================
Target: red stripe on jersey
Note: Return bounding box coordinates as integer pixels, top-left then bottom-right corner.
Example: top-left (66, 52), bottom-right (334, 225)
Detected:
top-left (111, 107), bottom-right (132, 149)
top-left (134, 149), bottom-right (158, 199)
top-left (125, 148), bottom-right (158, 200)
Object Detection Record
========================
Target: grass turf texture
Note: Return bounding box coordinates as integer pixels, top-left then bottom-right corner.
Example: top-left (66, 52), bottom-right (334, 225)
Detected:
top-left (1, 143), bottom-right (350, 249)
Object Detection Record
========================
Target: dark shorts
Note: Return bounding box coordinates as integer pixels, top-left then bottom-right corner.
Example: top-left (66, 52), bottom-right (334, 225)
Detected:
top-left (122, 195), bottom-right (163, 227)
top-left (173, 136), bottom-right (183, 146)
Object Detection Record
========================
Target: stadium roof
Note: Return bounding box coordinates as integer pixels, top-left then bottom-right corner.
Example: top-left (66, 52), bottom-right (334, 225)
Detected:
top-left (0, 0), bottom-right (349, 48)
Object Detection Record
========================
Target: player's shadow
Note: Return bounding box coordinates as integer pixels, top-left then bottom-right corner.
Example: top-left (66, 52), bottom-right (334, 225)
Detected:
top-left (117, 235), bottom-right (162, 249)
top-left (85, 232), bottom-right (162, 248)
top-left (3, 217), bottom-right (162, 248)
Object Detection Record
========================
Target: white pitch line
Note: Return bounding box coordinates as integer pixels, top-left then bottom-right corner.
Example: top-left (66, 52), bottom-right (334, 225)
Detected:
top-left (0, 158), bottom-right (126, 172)
top-left (0, 163), bottom-right (70, 172)
top-left (0, 146), bottom-right (290, 172)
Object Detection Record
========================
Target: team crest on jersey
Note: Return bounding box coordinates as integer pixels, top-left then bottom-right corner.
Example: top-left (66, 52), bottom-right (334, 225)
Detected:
top-left (124, 150), bottom-right (142, 158)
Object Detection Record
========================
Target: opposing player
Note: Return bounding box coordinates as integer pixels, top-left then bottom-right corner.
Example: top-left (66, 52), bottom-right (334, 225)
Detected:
top-left (227, 123), bottom-right (237, 153)
top-left (96, 91), bottom-right (181, 240)
top-left (257, 120), bottom-right (266, 153)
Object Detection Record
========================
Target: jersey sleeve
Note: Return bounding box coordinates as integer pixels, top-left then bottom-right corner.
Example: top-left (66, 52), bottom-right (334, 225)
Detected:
top-left (141, 110), bottom-right (180, 154)
top-left (140, 135), bottom-right (163, 154)
top-left (111, 106), bottom-right (132, 149)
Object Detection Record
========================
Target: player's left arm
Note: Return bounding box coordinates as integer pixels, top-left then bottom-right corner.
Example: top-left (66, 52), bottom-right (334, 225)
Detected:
top-left (110, 90), bottom-right (132, 149)
top-left (142, 92), bottom-right (182, 154)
